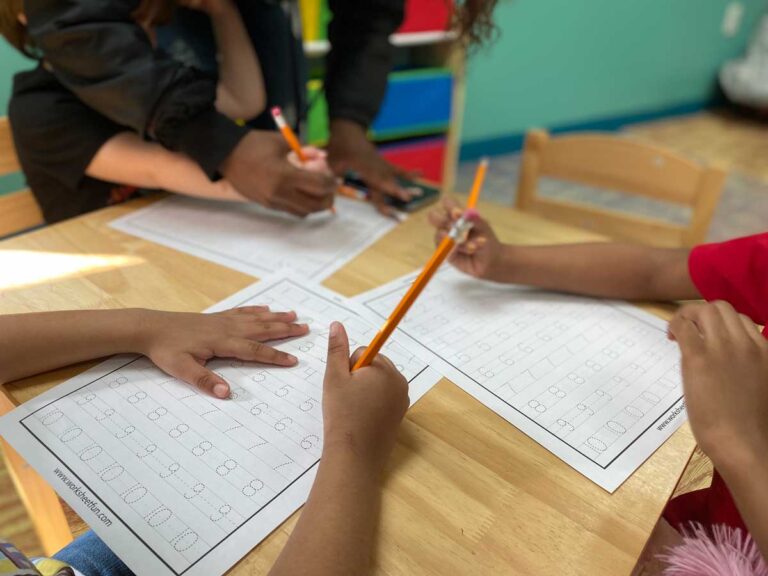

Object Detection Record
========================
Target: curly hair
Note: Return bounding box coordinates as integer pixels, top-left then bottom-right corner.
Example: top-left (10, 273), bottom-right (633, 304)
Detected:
top-left (0, 0), bottom-right (32, 56)
top-left (454, 0), bottom-right (500, 49)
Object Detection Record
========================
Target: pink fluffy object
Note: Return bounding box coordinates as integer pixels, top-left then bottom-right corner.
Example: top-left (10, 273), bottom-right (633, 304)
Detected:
top-left (660, 523), bottom-right (768, 576)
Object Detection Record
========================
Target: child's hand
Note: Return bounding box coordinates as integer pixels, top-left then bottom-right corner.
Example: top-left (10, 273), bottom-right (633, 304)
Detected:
top-left (138, 307), bottom-right (308, 399)
top-left (428, 198), bottom-right (503, 279)
top-left (288, 147), bottom-right (332, 175)
top-left (321, 322), bottom-right (409, 473)
top-left (668, 301), bottom-right (768, 475)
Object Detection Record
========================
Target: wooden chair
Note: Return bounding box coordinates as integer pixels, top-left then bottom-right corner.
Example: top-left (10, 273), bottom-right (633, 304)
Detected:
top-left (515, 129), bottom-right (726, 247)
top-left (0, 117), bottom-right (44, 238)
top-left (0, 120), bottom-right (67, 554)
top-left (1, 385), bottom-right (73, 555)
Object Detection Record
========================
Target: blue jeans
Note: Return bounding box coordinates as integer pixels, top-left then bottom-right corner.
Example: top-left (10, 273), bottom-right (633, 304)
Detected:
top-left (54, 531), bottom-right (134, 576)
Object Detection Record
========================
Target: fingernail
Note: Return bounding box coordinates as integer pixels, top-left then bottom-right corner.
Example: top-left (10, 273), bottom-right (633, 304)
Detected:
top-left (287, 354), bottom-right (299, 365)
top-left (477, 237), bottom-right (487, 245)
top-left (330, 321), bottom-right (341, 337)
top-left (214, 383), bottom-right (230, 399)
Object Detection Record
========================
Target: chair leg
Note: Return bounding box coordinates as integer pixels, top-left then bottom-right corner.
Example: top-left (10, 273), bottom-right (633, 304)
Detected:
top-left (0, 388), bottom-right (72, 556)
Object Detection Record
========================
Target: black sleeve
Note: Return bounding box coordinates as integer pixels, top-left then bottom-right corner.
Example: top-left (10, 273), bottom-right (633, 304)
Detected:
top-left (24, 0), bottom-right (247, 177)
top-left (325, 0), bottom-right (405, 128)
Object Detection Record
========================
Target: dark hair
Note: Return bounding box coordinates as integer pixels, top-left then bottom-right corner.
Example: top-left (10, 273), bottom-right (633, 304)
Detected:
top-left (0, 0), bottom-right (33, 57)
top-left (455, 0), bottom-right (500, 49)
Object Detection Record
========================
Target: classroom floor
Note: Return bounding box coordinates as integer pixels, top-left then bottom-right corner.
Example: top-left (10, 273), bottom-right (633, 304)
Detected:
top-left (456, 109), bottom-right (768, 242)
top-left (2, 108), bottom-right (765, 560)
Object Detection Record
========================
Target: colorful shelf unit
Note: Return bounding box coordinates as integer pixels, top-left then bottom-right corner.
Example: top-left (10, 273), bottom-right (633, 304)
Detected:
top-left (379, 136), bottom-right (447, 184)
top-left (300, 0), bottom-right (453, 41)
top-left (399, 0), bottom-right (454, 34)
top-left (300, 0), bottom-right (463, 186)
top-left (307, 68), bottom-right (453, 145)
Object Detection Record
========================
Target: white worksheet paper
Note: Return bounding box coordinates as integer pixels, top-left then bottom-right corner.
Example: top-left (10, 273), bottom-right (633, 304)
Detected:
top-left (110, 196), bottom-right (399, 281)
top-left (0, 273), bottom-right (441, 576)
top-left (357, 268), bottom-right (686, 492)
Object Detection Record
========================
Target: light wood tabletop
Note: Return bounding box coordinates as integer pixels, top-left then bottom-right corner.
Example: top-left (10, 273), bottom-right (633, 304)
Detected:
top-left (0, 196), bottom-right (695, 575)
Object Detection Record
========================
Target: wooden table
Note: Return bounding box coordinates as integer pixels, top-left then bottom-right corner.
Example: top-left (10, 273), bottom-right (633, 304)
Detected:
top-left (0, 197), bottom-right (695, 575)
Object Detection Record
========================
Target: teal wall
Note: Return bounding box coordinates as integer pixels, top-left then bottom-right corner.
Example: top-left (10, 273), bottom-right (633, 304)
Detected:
top-left (0, 42), bottom-right (31, 196)
top-left (2, 1), bottom-right (766, 150)
top-left (0, 42), bottom-right (33, 114)
top-left (461, 0), bottom-right (767, 151)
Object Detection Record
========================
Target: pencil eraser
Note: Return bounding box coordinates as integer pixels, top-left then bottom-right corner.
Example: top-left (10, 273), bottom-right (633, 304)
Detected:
top-left (271, 106), bottom-right (282, 117)
top-left (463, 208), bottom-right (480, 221)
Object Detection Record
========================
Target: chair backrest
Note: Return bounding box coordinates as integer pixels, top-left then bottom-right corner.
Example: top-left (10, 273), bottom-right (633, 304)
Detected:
top-left (0, 117), bottom-right (44, 238)
top-left (515, 129), bottom-right (726, 247)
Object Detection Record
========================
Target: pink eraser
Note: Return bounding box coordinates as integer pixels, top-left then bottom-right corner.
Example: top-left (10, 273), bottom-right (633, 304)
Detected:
top-left (463, 208), bottom-right (480, 221)
top-left (271, 106), bottom-right (282, 117)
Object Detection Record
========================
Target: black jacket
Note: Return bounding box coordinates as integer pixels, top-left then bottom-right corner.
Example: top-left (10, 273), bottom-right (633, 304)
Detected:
top-left (24, 0), bottom-right (405, 179)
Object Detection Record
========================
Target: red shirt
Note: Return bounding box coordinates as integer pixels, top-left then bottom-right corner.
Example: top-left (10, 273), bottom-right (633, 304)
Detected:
top-left (664, 232), bottom-right (768, 532)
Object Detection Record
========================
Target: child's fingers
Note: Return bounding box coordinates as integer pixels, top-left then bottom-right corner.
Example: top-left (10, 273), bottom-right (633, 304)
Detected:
top-left (737, 312), bottom-right (764, 345)
top-left (349, 346), bottom-right (367, 366)
top-left (226, 305), bottom-right (270, 315)
top-left (427, 207), bottom-right (452, 230)
top-left (709, 300), bottom-right (756, 345)
top-left (371, 352), bottom-right (398, 373)
top-left (668, 311), bottom-right (705, 357)
top-left (434, 229), bottom-right (449, 247)
top-left (247, 310), bottom-right (298, 323)
top-left (442, 197), bottom-right (462, 214)
top-left (456, 234), bottom-right (488, 254)
top-left (241, 321), bottom-right (309, 341)
top-left (287, 151), bottom-right (303, 168)
top-left (217, 338), bottom-right (299, 367)
top-left (676, 302), bottom-right (724, 343)
top-left (326, 322), bottom-right (351, 379)
top-left (301, 146), bottom-right (325, 158)
top-left (166, 354), bottom-right (231, 399)
top-left (289, 151), bottom-right (333, 176)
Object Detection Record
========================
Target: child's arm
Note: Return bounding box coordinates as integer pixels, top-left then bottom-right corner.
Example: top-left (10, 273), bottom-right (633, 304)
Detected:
top-left (86, 133), bottom-right (331, 203)
top-left (180, 0), bottom-right (266, 121)
top-left (87, 133), bottom-right (247, 201)
top-left (269, 322), bottom-right (409, 576)
top-left (429, 198), bottom-right (700, 301)
top-left (0, 307), bottom-right (307, 398)
top-left (668, 302), bottom-right (768, 560)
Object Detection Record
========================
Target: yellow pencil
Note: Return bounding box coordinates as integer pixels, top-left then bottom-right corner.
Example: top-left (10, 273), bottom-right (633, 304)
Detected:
top-left (352, 159), bottom-right (489, 370)
top-left (271, 107), bottom-right (308, 163)
top-left (272, 106), bottom-right (336, 213)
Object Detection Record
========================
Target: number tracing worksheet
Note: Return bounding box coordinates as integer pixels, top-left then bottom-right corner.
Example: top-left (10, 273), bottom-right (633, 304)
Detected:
top-left (110, 196), bottom-right (399, 281)
top-left (0, 274), bottom-right (440, 576)
top-left (358, 268), bottom-right (686, 492)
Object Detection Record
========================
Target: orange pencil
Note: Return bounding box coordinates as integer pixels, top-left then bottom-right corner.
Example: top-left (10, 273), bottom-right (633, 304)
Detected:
top-left (352, 160), bottom-right (488, 370)
top-left (466, 157), bottom-right (488, 209)
top-left (337, 184), bottom-right (367, 201)
top-left (271, 107), bottom-right (307, 163)
top-left (272, 106), bottom-right (336, 213)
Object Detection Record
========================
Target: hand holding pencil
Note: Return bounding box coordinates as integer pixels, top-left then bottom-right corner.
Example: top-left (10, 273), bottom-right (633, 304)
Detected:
top-left (353, 159), bottom-right (489, 370)
top-left (273, 107), bottom-right (333, 176)
top-left (286, 146), bottom-right (331, 174)
top-left (428, 196), bottom-right (503, 280)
